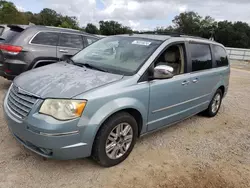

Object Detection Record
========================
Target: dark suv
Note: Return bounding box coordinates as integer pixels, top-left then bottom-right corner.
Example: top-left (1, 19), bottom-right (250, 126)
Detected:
top-left (0, 25), bottom-right (99, 80)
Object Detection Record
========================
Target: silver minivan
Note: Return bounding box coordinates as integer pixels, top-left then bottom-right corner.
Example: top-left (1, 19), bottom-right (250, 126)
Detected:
top-left (3, 34), bottom-right (230, 167)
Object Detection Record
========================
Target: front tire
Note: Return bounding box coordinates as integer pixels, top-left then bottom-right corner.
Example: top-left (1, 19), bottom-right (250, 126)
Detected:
top-left (92, 112), bottom-right (138, 167)
top-left (203, 89), bottom-right (223, 117)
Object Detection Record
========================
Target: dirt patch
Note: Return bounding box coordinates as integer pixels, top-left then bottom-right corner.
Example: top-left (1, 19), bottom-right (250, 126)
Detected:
top-left (231, 60), bottom-right (250, 71)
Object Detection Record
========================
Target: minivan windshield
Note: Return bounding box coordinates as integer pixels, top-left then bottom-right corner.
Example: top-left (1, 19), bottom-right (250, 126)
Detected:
top-left (72, 36), bottom-right (162, 75)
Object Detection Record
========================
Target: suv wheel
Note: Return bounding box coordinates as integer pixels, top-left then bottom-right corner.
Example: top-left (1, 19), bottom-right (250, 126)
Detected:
top-left (203, 89), bottom-right (223, 117)
top-left (92, 112), bottom-right (138, 167)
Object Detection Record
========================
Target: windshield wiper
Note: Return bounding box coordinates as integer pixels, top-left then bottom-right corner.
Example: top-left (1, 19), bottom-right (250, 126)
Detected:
top-left (81, 63), bottom-right (109, 73)
top-left (66, 58), bottom-right (108, 73)
top-left (65, 58), bottom-right (75, 64)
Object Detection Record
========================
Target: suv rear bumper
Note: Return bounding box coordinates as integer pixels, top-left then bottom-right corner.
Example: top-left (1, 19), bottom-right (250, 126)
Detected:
top-left (0, 61), bottom-right (26, 80)
top-left (0, 70), bottom-right (16, 80)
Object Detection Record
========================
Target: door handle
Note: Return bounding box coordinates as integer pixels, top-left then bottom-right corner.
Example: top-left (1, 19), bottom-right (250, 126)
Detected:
top-left (182, 80), bottom-right (190, 85)
top-left (192, 78), bottom-right (199, 83)
top-left (59, 49), bottom-right (69, 53)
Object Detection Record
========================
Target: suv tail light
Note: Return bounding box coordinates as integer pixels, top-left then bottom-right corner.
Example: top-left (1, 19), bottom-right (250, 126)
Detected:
top-left (0, 44), bottom-right (22, 54)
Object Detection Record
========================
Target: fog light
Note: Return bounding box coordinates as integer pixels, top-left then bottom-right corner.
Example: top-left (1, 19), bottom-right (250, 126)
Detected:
top-left (39, 148), bottom-right (52, 155)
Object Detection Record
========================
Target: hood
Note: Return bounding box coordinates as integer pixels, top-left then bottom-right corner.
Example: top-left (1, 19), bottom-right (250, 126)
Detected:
top-left (14, 62), bottom-right (123, 98)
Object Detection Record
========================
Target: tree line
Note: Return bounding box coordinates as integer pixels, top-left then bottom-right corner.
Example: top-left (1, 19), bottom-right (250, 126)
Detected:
top-left (1, 0), bottom-right (250, 48)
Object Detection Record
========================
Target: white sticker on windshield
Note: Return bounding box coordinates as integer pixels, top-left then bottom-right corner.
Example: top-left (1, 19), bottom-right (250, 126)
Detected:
top-left (132, 40), bottom-right (151, 46)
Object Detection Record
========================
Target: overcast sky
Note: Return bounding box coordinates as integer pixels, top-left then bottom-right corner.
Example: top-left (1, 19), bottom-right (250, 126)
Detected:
top-left (10, 0), bottom-right (250, 30)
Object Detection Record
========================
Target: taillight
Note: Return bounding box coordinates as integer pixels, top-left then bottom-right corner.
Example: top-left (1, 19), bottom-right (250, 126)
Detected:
top-left (5, 69), bottom-right (11, 73)
top-left (0, 44), bottom-right (22, 54)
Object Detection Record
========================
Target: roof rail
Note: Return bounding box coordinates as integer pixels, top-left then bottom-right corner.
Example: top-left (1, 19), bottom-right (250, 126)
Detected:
top-left (137, 31), bottom-right (183, 37)
top-left (154, 33), bottom-right (210, 40)
top-left (180, 35), bottom-right (211, 41)
top-left (45, 26), bottom-right (86, 32)
top-left (132, 31), bottom-right (212, 41)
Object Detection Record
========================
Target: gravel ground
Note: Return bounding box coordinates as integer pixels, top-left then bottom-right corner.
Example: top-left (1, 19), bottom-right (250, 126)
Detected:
top-left (230, 60), bottom-right (250, 71)
top-left (0, 66), bottom-right (250, 188)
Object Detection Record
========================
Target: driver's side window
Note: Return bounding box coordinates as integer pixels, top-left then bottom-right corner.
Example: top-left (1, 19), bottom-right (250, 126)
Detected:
top-left (155, 43), bottom-right (186, 76)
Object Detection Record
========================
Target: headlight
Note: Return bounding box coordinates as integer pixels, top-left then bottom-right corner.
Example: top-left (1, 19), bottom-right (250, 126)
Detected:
top-left (39, 99), bottom-right (87, 120)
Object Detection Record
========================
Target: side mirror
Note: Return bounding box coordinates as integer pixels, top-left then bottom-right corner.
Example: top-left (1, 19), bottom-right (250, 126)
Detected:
top-left (153, 65), bottom-right (174, 79)
top-left (61, 54), bottom-right (73, 61)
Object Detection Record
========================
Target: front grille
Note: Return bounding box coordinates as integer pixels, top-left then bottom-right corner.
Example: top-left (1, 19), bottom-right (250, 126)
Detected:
top-left (7, 85), bottom-right (38, 119)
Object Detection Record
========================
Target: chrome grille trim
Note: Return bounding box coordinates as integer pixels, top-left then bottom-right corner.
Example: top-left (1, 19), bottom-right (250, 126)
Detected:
top-left (7, 85), bottom-right (38, 119)
top-left (8, 95), bottom-right (30, 113)
top-left (11, 85), bottom-right (37, 104)
top-left (7, 99), bottom-right (26, 117)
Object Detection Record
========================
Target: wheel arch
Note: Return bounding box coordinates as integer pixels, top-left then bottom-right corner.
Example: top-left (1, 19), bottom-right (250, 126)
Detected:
top-left (211, 81), bottom-right (227, 101)
top-left (99, 108), bottom-right (143, 138)
top-left (218, 85), bottom-right (225, 96)
top-left (83, 97), bottom-right (147, 149)
top-left (90, 107), bottom-right (144, 158)
top-left (29, 57), bottom-right (59, 69)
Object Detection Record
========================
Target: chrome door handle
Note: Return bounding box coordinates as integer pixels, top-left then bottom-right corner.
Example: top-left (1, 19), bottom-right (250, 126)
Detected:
top-left (192, 78), bottom-right (199, 83)
top-left (182, 80), bottom-right (190, 85)
top-left (59, 49), bottom-right (69, 53)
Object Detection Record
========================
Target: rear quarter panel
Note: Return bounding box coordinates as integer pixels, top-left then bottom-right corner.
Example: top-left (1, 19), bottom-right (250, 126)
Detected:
top-left (210, 66), bottom-right (230, 100)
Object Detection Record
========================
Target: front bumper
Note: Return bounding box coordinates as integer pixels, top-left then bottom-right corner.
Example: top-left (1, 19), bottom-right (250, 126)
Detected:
top-left (224, 86), bottom-right (229, 98)
top-left (3, 94), bottom-right (93, 160)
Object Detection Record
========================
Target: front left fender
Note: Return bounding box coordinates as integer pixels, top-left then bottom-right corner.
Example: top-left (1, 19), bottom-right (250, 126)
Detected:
top-left (77, 97), bottom-right (148, 153)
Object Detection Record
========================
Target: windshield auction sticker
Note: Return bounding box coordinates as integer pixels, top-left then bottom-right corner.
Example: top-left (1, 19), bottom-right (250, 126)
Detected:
top-left (132, 40), bottom-right (151, 46)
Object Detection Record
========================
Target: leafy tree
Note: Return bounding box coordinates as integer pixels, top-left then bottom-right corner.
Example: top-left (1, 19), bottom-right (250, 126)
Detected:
top-left (215, 21), bottom-right (250, 48)
top-left (0, 0), bottom-right (27, 24)
top-left (155, 26), bottom-right (175, 34)
top-left (199, 16), bottom-right (217, 39)
top-left (120, 26), bottom-right (133, 34)
top-left (85, 23), bottom-right (99, 34)
top-left (99, 20), bottom-right (132, 35)
top-left (168, 11), bottom-right (250, 47)
top-left (36, 8), bottom-right (61, 26)
top-left (23, 11), bottom-right (39, 24)
top-left (232, 22), bottom-right (250, 48)
top-left (59, 16), bottom-right (79, 29)
top-left (59, 21), bottom-right (71, 28)
top-left (172, 11), bottom-right (202, 35)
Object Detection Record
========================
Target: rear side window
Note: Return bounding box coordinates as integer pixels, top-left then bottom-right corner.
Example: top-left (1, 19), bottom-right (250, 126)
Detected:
top-left (0, 27), bottom-right (22, 43)
top-left (59, 33), bottom-right (83, 48)
top-left (190, 43), bottom-right (212, 72)
top-left (31, 32), bottom-right (59, 46)
top-left (213, 45), bottom-right (229, 67)
top-left (86, 37), bottom-right (98, 45)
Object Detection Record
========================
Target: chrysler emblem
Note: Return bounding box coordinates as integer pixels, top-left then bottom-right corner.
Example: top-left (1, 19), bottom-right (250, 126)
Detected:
top-left (16, 87), bottom-right (21, 94)
top-left (13, 85), bottom-right (23, 95)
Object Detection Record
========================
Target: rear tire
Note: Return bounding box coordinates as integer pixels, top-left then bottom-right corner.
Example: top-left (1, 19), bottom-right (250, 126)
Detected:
top-left (203, 89), bottom-right (223, 117)
top-left (92, 112), bottom-right (138, 167)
